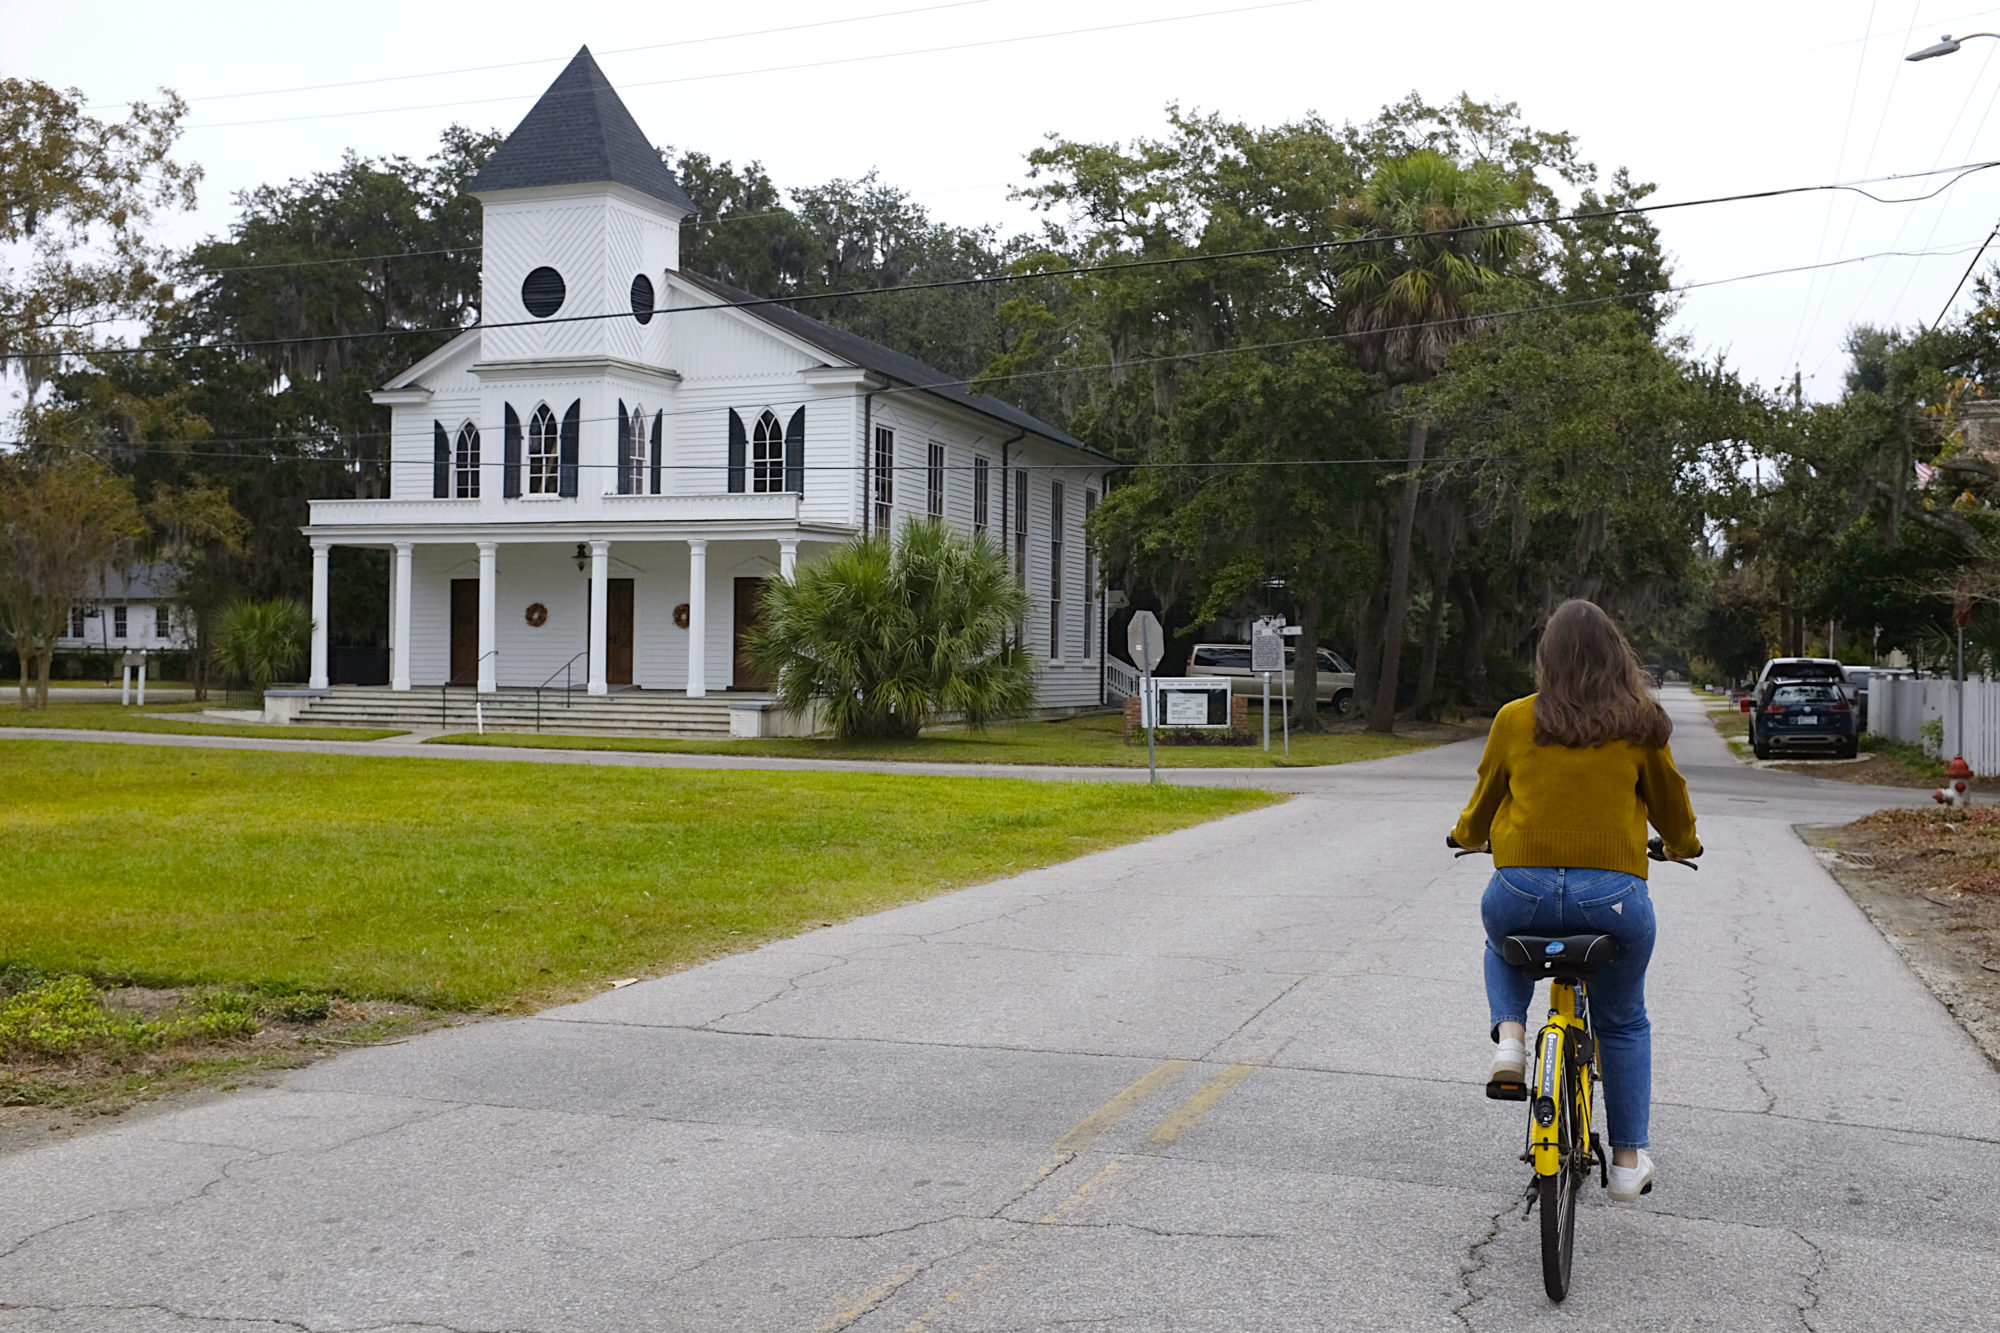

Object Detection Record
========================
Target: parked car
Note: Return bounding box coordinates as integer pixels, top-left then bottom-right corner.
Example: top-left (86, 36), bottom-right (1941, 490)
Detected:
top-left (1752, 681), bottom-right (1857, 759)
top-left (1187, 643), bottom-right (1357, 714)
top-left (1752, 657), bottom-right (1850, 706)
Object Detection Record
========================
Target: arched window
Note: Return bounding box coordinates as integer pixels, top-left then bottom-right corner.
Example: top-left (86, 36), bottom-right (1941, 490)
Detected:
top-left (528, 404), bottom-right (560, 494)
top-left (626, 403), bottom-right (647, 494)
top-left (454, 422), bottom-right (481, 498)
top-left (752, 410), bottom-right (784, 493)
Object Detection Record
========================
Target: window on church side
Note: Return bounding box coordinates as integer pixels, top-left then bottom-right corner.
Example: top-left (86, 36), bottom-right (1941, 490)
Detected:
top-left (455, 422), bottom-right (481, 498)
top-left (528, 405), bottom-right (560, 494)
top-left (752, 410), bottom-right (784, 493)
top-left (627, 403), bottom-right (648, 494)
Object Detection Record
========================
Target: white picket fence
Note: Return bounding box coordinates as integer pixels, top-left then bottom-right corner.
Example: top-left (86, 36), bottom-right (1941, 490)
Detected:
top-left (1104, 656), bottom-right (1141, 701)
top-left (1870, 674), bottom-right (2000, 770)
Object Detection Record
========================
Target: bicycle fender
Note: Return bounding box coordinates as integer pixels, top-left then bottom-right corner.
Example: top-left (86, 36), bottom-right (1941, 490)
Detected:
top-left (1530, 1026), bottom-right (1565, 1176)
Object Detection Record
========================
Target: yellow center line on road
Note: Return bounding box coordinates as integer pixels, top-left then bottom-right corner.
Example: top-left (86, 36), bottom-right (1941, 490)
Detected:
top-left (816, 1058), bottom-right (1195, 1332)
top-left (895, 1061), bottom-right (1263, 1332)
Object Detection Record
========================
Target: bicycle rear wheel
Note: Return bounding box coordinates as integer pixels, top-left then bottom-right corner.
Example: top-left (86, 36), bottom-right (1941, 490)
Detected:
top-left (1538, 1144), bottom-right (1579, 1300)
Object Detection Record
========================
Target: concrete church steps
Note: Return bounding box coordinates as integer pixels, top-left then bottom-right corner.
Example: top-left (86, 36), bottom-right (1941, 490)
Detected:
top-left (295, 686), bottom-right (750, 737)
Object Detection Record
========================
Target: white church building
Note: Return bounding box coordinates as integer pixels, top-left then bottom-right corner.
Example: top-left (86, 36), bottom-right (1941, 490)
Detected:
top-left (300, 49), bottom-right (1112, 726)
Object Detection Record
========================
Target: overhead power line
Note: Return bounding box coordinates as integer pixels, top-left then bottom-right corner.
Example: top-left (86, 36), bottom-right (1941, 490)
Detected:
top-left (180, 1), bottom-right (1318, 132)
top-left (92, 0), bottom-right (999, 108)
top-left (10, 234), bottom-right (1987, 462)
top-left (14, 160), bottom-right (2000, 366)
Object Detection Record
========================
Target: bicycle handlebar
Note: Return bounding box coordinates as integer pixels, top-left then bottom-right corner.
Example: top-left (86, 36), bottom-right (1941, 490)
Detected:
top-left (1446, 834), bottom-right (1700, 869)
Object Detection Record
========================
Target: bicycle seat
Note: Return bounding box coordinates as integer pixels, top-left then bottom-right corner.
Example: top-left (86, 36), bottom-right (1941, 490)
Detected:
top-left (1500, 934), bottom-right (1619, 979)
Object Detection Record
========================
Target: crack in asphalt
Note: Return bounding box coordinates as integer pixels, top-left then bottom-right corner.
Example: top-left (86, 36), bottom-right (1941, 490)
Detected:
top-left (1790, 1229), bottom-right (1828, 1332)
top-left (1448, 1200), bottom-right (1514, 1332)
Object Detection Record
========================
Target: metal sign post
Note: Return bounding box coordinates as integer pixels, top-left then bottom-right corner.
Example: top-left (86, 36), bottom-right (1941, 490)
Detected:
top-left (1128, 610), bottom-right (1166, 787)
top-left (1280, 664), bottom-right (1289, 758)
top-left (1251, 619), bottom-right (1284, 754)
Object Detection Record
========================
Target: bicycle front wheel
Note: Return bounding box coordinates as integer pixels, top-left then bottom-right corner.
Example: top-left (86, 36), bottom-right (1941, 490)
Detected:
top-left (1539, 1138), bottom-right (1580, 1300)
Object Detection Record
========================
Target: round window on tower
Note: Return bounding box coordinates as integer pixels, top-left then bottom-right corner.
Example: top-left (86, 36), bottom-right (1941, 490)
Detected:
top-left (630, 273), bottom-right (656, 325)
top-left (521, 266), bottom-right (566, 318)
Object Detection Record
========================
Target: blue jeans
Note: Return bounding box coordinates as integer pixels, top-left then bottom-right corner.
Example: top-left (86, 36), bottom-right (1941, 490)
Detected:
top-left (1482, 866), bottom-right (1656, 1150)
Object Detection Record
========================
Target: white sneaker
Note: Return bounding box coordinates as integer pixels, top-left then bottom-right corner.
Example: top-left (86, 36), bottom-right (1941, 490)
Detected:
top-left (1607, 1150), bottom-right (1655, 1202)
top-left (1488, 1036), bottom-right (1526, 1084)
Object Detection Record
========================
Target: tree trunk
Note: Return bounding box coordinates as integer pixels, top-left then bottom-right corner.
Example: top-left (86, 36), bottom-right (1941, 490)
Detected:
top-left (1290, 596), bottom-right (1325, 733)
top-left (1414, 589), bottom-right (1448, 721)
top-left (1458, 570), bottom-right (1490, 714)
top-left (34, 647), bottom-right (53, 710)
top-left (1367, 417), bottom-right (1428, 734)
top-left (17, 655), bottom-right (27, 708)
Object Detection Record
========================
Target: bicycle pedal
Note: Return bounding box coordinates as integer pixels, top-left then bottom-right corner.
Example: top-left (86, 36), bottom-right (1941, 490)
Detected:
top-left (1485, 1079), bottom-right (1528, 1101)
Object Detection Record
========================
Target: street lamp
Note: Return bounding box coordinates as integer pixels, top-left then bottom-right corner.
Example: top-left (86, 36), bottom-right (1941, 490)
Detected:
top-left (1907, 33), bottom-right (2000, 60)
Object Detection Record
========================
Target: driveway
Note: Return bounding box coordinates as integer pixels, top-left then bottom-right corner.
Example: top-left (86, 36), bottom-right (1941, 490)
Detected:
top-left (2, 687), bottom-right (1991, 1330)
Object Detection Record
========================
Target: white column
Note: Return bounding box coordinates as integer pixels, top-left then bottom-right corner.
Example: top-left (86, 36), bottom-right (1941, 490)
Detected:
top-left (137, 658), bottom-right (147, 706)
top-left (686, 538), bottom-right (708, 698)
top-left (121, 663), bottom-right (131, 706)
top-left (779, 538), bottom-right (799, 581)
top-left (476, 541), bottom-right (498, 694)
top-left (588, 539), bottom-right (611, 696)
top-left (309, 541), bottom-right (331, 689)
top-left (391, 542), bottom-right (413, 692)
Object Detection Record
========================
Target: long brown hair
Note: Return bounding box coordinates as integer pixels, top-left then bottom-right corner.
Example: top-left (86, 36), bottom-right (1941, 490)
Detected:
top-left (1532, 599), bottom-right (1671, 748)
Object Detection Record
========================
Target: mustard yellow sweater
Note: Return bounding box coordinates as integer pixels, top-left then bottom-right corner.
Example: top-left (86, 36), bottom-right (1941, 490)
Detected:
top-left (1451, 695), bottom-right (1701, 879)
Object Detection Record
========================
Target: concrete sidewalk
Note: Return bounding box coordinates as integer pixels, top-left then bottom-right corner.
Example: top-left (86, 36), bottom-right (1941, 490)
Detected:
top-left (1, 687), bottom-right (1989, 1330)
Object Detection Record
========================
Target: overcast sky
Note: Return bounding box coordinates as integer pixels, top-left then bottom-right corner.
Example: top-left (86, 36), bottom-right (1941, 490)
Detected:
top-left (15, 0), bottom-right (2000, 402)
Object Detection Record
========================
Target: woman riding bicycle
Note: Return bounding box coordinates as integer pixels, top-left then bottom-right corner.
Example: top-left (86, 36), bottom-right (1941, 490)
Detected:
top-left (1451, 598), bottom-right (1701, 1203)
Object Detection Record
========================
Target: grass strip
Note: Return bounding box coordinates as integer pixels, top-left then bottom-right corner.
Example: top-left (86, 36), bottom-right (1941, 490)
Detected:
top-left (425, 711), bottom-right (1439, 768)
top-left (0, 700), bottom-right (404, 742)
top-left (0, 740), bottom-right (1275, 1011)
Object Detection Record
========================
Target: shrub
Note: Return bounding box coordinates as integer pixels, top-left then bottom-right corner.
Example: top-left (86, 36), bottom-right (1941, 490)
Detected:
top-left (0, 976), bottom-right (149, 1056)
top-left (261, 991), bottom-right (332, 1023)
top-left (214, 598), bottom-right (312, 692)
top-left (746, 520), bottom-right (1037, 740)
top-left (173, 988), bottom-right (259, 1041)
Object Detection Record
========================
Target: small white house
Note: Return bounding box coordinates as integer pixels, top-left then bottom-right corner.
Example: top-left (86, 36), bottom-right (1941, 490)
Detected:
top-left (58, 564), bottom-right (194, 657)
top-left (302, 47), bottom-right (1112, 715)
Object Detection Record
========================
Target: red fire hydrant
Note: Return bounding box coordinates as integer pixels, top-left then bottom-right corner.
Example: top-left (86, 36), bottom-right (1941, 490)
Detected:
top-left (1935, 754), bottom-right (1976, 807)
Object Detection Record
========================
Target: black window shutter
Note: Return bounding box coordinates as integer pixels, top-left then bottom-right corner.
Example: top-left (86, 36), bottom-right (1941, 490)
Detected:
top-left (616, 401), bottom-right (631, 495)
top-left (784, 407), bottom-right (805, 494)
top-left (559, 400), bottom-right (581, 497)
top-left (503, 405), bottom-right (522, 498)
top-left (649, 411), bottom-right (663, 495)
top-left (727, 409), bottom-right (747, 493)
top-left (432, 421), bottom-right (449, 498)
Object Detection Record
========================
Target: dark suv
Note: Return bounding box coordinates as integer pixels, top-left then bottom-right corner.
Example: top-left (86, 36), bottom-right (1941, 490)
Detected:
top-left (1753, 681), bottom-right (1857, 759)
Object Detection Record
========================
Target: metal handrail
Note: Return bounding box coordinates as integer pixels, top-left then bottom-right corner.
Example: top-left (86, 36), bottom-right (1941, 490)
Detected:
top-left (534, 650), bottom-right (590, 733)
top-left (440, 649), bottom-right (499, 728)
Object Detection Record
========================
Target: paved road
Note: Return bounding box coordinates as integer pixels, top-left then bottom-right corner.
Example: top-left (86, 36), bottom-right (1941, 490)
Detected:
top-left (3, 688), bottom-right (1994, 1330)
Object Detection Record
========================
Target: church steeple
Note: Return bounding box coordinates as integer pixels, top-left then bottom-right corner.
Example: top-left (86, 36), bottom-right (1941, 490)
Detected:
top-left (469, 46), bottom-right (693, 213)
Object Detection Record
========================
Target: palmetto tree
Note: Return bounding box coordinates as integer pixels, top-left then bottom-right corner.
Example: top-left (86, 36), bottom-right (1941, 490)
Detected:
top-left (213, 598), bottom-right (312, 695)
top-left (746, 520), bottom-right (1037, 740)
top-left (1327, 151), bottom-right (1522, 733)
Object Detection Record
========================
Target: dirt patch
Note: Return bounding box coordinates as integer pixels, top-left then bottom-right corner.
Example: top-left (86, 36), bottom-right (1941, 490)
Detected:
top-left (1802, 812), bottom-right (2000, 1068)
top-left (1771, 754), bottom-right (1935, 787)
top-left (0, 988), bottom-right (450, 1156)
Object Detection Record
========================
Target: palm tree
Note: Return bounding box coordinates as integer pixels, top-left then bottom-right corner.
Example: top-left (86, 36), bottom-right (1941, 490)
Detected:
top-left (746, 519), bottom-right (1037, 740)
top-left (213, 598), bottom-right (312, 695)
top-left (1327, 151), bottom-right (1522, 732)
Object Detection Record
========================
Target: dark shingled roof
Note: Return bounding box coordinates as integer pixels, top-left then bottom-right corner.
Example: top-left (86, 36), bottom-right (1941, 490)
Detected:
top-left (469, 47), bottom-right (694, 213)
top-left (678, 271), bottom-right (1098, 456)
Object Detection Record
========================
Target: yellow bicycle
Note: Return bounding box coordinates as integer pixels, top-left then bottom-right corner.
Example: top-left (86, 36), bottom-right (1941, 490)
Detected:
top-left (1453, 836), bottom-right (1693, 1301)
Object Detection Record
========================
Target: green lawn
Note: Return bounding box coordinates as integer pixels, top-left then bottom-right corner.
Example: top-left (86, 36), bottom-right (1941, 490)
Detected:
top-left (0, 700), bottom-right (405, 742)
top-left (427, 710), bottom-right (1447, 768)
top-left (0, 740), bottom-right (1276, 1011)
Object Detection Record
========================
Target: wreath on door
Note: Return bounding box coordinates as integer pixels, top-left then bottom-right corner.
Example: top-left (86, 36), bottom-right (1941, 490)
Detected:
top-left (673, 603), bottom-right (691, 630)
top-left (524, 602), bottom-right (548, 627)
